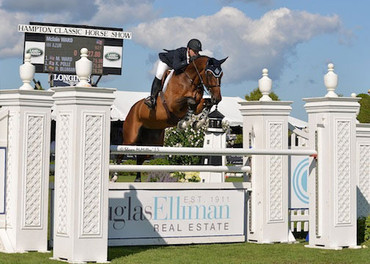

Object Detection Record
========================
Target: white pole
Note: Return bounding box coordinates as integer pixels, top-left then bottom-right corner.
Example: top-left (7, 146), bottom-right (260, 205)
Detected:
top-left (109, 165), bottom-right (251, 173)
top-left (111, 145), bottom-right (316, 156)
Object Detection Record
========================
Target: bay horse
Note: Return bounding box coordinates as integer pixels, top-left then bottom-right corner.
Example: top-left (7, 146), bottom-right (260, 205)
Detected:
top-left (123, 55), bottom-right (227, 181)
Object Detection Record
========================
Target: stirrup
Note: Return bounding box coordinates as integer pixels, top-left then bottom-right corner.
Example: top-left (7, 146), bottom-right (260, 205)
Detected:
top-left (144, 96), bottom-right (155, 109)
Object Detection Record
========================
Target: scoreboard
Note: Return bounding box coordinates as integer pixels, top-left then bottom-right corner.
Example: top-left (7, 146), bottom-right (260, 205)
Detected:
top-left (19, 22), bottom-right (132, 76)
top-left (43, 35), bottom-right (104, 75)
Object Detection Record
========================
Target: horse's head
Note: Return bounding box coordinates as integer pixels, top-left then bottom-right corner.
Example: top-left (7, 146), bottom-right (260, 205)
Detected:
top-left (203, 57), bottom-right (227, 105)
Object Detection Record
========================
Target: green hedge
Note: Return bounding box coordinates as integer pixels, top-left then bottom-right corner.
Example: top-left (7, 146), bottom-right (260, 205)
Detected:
top-left (358, 215), bottom-right (370, 246)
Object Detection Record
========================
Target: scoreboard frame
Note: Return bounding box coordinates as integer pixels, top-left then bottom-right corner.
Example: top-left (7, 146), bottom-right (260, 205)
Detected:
top-left (19, 22), bottom-right (131, 76)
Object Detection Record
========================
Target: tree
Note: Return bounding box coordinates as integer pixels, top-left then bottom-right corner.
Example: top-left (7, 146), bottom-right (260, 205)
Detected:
top-left (357, 93), bottom-right (370, 123)
top-left (245, 87), bottom-right (280, 101)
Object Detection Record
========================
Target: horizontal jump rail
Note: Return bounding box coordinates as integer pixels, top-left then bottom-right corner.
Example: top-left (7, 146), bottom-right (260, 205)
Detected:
top-left (51, 164), bottom-right (250, 174)
top-left (109, 165), bottom-right (251, 173)
top-left (111, 145), bottom-right (317, 156)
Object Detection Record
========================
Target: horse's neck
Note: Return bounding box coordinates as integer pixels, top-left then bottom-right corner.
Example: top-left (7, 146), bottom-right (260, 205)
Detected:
top-left (164, 58), bottom-right (207, 98)
top-left (182, 63), bottom-right (206, 87)
top-left (186, 58), bottom-right (207, 77)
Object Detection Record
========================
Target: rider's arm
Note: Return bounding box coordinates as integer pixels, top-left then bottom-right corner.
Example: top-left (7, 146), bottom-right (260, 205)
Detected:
top-left (172, 47), bottom-right (188, 71)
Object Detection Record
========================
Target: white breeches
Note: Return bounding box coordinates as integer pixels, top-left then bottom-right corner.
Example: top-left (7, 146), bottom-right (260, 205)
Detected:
top-left (155, 60), bottom-right (171, 80)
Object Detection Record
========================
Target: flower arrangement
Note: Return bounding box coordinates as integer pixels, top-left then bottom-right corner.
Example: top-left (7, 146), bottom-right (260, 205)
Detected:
top-left (172, 172), bottom-right (201, 182)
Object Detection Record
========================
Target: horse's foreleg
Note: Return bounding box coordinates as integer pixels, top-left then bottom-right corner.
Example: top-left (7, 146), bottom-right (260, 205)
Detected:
top-left (177, 98), bottom-right (196, 130)
top-left (192, 98), bottom-right (212, 130)
top-left (135, 155), bottom-right (146, 182)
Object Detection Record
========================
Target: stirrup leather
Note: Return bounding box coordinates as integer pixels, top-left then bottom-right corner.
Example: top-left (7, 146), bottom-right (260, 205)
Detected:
top-left (144, 96), bottom-right (155, 109)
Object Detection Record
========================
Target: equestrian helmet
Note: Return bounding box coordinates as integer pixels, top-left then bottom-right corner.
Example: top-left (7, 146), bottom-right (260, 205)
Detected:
top-left (187, 39), bottom-right (202, 52)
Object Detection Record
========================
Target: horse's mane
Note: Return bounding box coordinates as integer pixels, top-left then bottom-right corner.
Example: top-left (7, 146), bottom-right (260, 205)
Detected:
top-left (185, 55), bottom-right (225, 77)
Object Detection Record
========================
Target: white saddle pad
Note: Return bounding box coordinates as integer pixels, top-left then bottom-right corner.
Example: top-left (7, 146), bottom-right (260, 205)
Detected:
top-left (162, 69), bottom-right (174, 92)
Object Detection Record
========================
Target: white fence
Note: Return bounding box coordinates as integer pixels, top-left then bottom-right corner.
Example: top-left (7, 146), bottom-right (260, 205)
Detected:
top-left (0, 58), bottom-right (368, 263)
top-left (289, 209), bottom-right (309, 232)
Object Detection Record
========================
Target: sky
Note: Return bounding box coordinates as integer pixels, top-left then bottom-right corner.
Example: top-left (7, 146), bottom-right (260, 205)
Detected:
top-left (0, 0), bottom-right (369, 121)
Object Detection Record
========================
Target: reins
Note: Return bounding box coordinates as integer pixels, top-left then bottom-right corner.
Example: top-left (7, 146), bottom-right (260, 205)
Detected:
top-left (191, 59), bottom-right (208, 94)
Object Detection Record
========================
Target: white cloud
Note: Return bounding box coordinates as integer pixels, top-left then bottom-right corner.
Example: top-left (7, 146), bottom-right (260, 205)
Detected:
top-left (0, 3), bottom-right (345, 85)
top-left (0, 0), bottom-right (157, 59)
top-left (131, 7), bottom-right (343, 84)
top-left (0, 10), bottom-right (33, 57)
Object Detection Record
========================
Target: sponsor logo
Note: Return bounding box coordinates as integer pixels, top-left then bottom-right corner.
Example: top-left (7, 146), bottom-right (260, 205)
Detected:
top-left (105, 52), bottom-right (120, 61)
top-left (26, 48), bottom-right (43, 57)
top-left (292, 158), bottom-right (309, 204)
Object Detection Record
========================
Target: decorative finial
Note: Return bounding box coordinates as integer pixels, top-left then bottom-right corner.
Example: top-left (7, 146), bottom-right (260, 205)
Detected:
top-left (19, 53), bottom-right (35, 90)
top-left (258, 68), bottom-right (272, 101)
top-left (324, 63), bottom-right (338, 97)
top-left (75, 48), bottom-right (92, 87)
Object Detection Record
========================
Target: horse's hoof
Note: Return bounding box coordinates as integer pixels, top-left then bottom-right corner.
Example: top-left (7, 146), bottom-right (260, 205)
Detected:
top-left (134, 178), bottom-right (141, 182)
top-left (177, 121), bottom-right (186, 130)
top-left (193, 118), bottom-right (206, 130)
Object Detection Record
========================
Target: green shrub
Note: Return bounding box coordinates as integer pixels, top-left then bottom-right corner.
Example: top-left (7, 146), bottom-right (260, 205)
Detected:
top-left (358, 216), bottom-right (366, 244)
top-left (164, 126), bottom-right (206, 165)
top-left (364, 214), bottom-right (370, 245)
top-left (357, 93), bottom-right (370, 123)
top-left (145, 157), bottom-right (170, 165)
top-left (115, 159), bottom-right (136, 178)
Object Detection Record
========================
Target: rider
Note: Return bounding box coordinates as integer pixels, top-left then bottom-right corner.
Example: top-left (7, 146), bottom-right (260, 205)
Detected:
top-left (144, 39), bottom-right (202, 109)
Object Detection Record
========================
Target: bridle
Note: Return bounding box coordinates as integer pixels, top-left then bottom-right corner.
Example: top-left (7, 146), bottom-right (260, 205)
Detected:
top-left (185, 58), bottom-right (222, 96)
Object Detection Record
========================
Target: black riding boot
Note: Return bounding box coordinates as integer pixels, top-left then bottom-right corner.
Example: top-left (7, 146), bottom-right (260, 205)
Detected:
top-left (144, 77), bottom-right (162, 109)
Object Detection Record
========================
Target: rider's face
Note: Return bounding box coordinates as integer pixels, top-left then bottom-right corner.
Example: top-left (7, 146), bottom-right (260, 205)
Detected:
top-left (188, 48), bottom-right (199, 57)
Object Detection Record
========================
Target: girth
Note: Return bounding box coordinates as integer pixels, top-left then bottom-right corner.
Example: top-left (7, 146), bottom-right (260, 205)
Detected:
top-left (159, 92), bottom-right (180, 126)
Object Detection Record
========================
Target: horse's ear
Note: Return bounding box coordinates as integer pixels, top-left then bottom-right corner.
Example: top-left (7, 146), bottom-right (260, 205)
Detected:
top-left (219, 57), bottom-right (228, 64)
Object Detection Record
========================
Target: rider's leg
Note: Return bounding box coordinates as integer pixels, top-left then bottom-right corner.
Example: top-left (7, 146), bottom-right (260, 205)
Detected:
top-left (145, 61), bottom-right (170, 109)
top-left (144, 77), bottom-right (161, 109)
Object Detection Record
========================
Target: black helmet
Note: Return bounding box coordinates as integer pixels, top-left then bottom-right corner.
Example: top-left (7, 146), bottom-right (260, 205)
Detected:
top-left (187, 39), bottom-right (202, 52)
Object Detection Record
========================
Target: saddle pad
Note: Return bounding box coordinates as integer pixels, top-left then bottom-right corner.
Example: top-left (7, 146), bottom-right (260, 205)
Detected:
top-left (162, 69), bottom-right (174, 92)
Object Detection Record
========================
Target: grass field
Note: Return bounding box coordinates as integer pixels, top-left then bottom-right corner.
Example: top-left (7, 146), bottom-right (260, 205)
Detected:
top-left (0, 241), bottom-right (368, 264)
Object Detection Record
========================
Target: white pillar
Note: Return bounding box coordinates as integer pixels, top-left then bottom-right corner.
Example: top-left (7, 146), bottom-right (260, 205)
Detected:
top-left (304, 63), bottom-right (360, 249)
top-left (240, 100), bottom-right (292, 243)
top-left (304, 97), bottom-right (360, 249)
top-left (52, 86), bottom-right (115, 262)
top-left (0, 90), bottom-right (53, 252)
top-left (356, 124), bottom-right (370, 218)
top-left (239, 68), bottom-right (292, 243)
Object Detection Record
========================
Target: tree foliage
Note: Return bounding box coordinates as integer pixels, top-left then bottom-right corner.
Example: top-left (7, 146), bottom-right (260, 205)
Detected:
top-left (357, 93), bottom-right (370, 123)
top-left (245, 87), bottom-right (280, 101)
